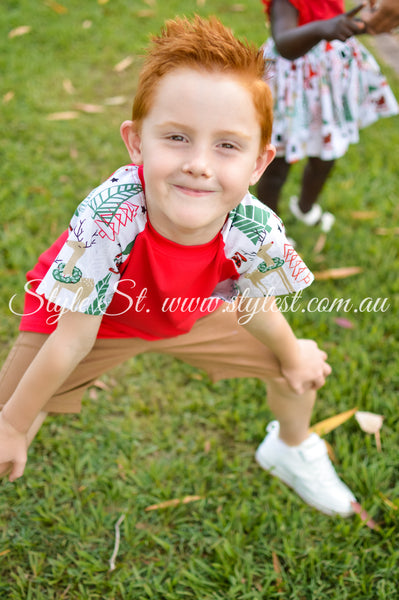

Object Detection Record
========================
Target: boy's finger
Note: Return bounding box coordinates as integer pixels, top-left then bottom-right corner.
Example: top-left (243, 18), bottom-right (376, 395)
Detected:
top-left (9, 461), bottom-right (26, 482)
top-left (345, 3), bottom-right (366, 18)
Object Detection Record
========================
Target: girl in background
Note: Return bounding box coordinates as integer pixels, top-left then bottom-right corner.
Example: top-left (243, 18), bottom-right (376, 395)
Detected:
top-left (257, 0), bottom-right (398, 232)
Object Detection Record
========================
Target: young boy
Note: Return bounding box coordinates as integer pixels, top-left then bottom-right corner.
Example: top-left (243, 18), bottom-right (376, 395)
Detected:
top-left (0, 16), bottom-right (356, 517)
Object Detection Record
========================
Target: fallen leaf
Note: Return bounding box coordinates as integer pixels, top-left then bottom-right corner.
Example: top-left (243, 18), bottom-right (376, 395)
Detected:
top-left (46, 111), bottom-right (79, 120)
top-left (74, 102), bottom-right (104, 113)
top-left (375, 227), bottom-right (399, 235)
top-left (313, 233), bottom-right (326, 254)
top-left (355, 411), bottom-right (384, 434)
top-left (334, 317), bottom-right (355, 329)
top-left (62, 79), bottom-right (75, 95)
top-left (204, 440), bottom-right (211, 453)
top-left (272, 551), bottom-right (284, 591)
top-left (114, 56), bottom-right (134, 72)
top-left (197, 0), bottom-right (206, 5)
top-left (313, 266), bottom-right (363, 280)
top-left (82, 20), bottom-right (92, 29)
top-left (378, 492), bottom-right (398, 511)
top-left (351, 502), bottom-right (379, 530)
top-left (92, 378), bottom-right (110, 390)
top-left (98, 0), bottom-right (109, 4)
top-left (145, 495), bottom-right (202, 511)
top-left (3, 91), bottom-right (15, 103)
top-left (229, 4), bottom-right (246, 11)
top-left (350, 211), bottom-right (379, 220)
top-left (8, 25), bottom-right (31, 38)
top-left (69, 146), bottom-right (78, 159)
top-left (104, 95), bottom-right (128, 106)
top-left (45, 0), bottom-right (68, 14)
top-left (0, 550), bottom-right (11, 557)
top-left (355, 411), bottom-right (384, 452)
top-left (310, 407), bottom-right (358, 436)
top-left (137, 9), bottom-right (156, 17)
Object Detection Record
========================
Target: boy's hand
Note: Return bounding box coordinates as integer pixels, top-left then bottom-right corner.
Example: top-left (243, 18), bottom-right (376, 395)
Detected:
top-left (0, 412), bottom-right (28, 481)
top-left (280, 339), bottom-right (332, 395)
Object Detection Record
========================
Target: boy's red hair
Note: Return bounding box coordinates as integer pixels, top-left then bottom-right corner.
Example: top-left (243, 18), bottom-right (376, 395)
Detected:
top-left (132, 15), bottom-right (273, 148)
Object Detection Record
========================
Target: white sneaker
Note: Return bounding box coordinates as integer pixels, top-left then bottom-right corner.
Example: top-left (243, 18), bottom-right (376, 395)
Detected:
top-left (289, 196), bottom-right (335, 232)
top-left (255, 421), bottom-right (356, 517)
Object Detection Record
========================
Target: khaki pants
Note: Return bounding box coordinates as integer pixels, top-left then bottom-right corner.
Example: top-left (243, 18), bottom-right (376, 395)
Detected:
top-left (0, 305), bottom-right (281, 414)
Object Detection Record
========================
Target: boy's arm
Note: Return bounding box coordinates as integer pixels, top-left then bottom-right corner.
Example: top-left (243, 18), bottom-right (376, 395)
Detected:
top-left (237, 296), bottom-right (331, 394)
top-left (271, 0), bottom-right (366, 60)
top-left (0, 310), bottom-right (102, 480)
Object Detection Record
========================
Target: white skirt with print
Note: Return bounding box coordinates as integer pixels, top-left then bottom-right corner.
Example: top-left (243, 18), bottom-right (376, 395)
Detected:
top-left (263, 37), bottom-right (398, 162)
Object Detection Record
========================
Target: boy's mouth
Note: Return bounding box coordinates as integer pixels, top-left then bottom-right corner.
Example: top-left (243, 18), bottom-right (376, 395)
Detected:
top-left (173, 184), bottom-right (216, 197)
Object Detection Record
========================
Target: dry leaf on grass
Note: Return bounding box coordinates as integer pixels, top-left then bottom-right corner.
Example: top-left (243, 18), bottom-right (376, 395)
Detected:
top-left (82, 20), bottom-right (92, 29)
top-left (351, 502), bottom-right (379, 530)
top-left (350, 211), bottom-right (379, 220)
top-left (145, 495), bottom-right (202, 511)
top-left (104, 95), bottom-right (128, 106)
top-left (378, 492), bottom-right (398, 511)
top-left (0, 550), bottom-right (11, 557)
top-left (92, 379), bottom-right (110, 390)
top-left (74, 102), bottom-right (104, 113)
top-left (310, 407), bottom-right (357, 436)
top-left (313, 266), bottom-right (363, 280)
top-left (197, 0), bottom-right (207, 6)
top-left (334, 317), bottom-right (355, 329)
top-left (63, 79), bottom-right (75, 95)
top-left (45, 0), bottom-right (68, 14)
top-left (3, 91), bottom-right (15, 103)
top-left (355, 411), bottom-right (384, 452)
top-left (272, 551), bottom-right (284, 591)
top-left (114, 56), bottom-right (134, 72)
top-left (46, 111), bottom-right (79, 120)
top-left (137, 9), bottom-right (156, 17)
top-left (313, 233), bottom-right (327, 254)
top-left (8, 26), bottom-right (31, 38)
top-left (375, 227), bottom-right (399, 236)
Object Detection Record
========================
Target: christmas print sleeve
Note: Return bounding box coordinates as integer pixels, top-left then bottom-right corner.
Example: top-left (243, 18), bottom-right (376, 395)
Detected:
top-left (217, 193), bottom-right (314, 300)
top-left (36, 166), bottom-right (146, 316)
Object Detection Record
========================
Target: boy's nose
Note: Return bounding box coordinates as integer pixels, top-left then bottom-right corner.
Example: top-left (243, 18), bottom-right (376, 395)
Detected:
top-left (182, 148), bottom-right (212, 178)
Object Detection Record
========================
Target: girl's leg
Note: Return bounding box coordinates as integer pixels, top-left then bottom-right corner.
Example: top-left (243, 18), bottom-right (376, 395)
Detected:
top-left (298, 157), bottom-right (335, 213)
top-left (257, 157), bottom-right (291, 213)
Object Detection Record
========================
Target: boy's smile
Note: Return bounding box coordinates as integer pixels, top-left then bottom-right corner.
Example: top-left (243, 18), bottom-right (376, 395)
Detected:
top-left (121, 68), bottom-right (275, 245)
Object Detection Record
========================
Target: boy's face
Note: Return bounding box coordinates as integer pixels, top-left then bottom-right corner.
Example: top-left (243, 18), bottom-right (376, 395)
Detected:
top-left (121, 68), bottom-right (275, 245)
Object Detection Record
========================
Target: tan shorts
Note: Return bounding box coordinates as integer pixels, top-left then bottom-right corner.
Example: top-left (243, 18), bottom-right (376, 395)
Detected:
top-left (0, 304), bottom-right (281, 414)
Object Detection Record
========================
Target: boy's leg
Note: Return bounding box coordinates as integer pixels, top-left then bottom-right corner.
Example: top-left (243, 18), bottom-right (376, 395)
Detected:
top-left (158, 305), bottom-right (356, 516)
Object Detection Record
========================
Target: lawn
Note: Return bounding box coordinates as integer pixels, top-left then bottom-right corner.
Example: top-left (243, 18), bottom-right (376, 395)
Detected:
top-left (1, 1), bottom-right (398, 598)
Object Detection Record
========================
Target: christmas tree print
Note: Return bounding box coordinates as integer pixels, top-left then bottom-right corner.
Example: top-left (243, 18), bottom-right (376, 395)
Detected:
top-left (230, 201), bottom-right (272, 245)
top-left (86, 183), bottom-right (143, 241)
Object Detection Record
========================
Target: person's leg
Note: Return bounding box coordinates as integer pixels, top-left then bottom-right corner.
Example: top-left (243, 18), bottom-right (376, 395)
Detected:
top-left (256, 157), bottom-right (291, 213)
top-left (298, 157), bottom-right (335, 214)
top-left (159, 306), bottom-right (356, 516)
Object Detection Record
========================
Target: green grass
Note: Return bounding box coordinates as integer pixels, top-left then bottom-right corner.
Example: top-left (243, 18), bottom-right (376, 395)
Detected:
top-left (1, 1), bottom-right (399, 598)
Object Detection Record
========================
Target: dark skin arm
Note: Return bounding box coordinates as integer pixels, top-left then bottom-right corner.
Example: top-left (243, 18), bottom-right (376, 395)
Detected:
top-left (271, 0), bottom-right (366, 60)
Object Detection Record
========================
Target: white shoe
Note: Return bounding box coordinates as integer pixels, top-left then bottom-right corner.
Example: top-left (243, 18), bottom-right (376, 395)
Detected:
top-left (289, 196), bottom-right (335, 232)
top-left (255, 421), bottom-right (356, 517)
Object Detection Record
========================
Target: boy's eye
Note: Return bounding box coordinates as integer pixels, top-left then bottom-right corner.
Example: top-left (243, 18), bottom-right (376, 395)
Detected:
top-left (219, 142), bottom-right (238, 150)
top-left (168, 134), bottom-right (187, 142)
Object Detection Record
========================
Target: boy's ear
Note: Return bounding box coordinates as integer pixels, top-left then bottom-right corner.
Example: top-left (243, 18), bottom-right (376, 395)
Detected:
top-left (120, 120), bottom-right (143, 164)
top-left (248, 144), bottom-right (276, 186)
